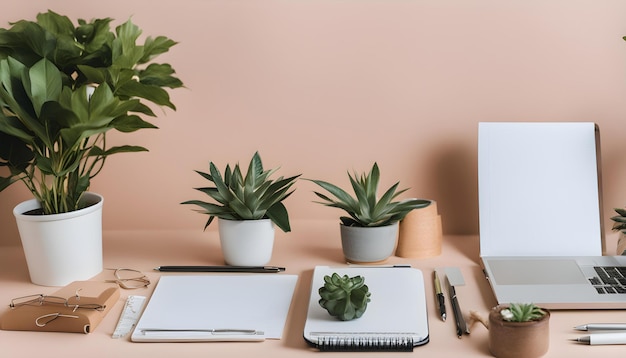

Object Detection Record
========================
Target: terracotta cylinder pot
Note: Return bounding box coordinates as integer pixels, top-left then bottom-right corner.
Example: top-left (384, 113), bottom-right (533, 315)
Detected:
top-left (488, 306), bottom-right (550, 358)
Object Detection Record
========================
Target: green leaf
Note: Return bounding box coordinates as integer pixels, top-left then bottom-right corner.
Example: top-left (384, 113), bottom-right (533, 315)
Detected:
top-left (3, 20), bottom-right (53, 65)
top-left (76, 64), bottom-right (106, 84)
top-left (140, 36), bottom-right (177, 63)
top-left (111, 114), bottom-right (157, 132)
top-left (139, 63), bottom-right (183, 88)
top-left (0, 113), bottom-right (34, 144)
top-left (116, 80), bottom-right (175, 109)
top-left (112, 19), bottom-right (143, 68)
top-left (209, 161), bottom-right (234, 203)
top-left (308, 179), bottom-right (357, 209)
top-left (266, 202), bottom-right (291, 232)
top-left (36, 11), bottom-right (74, 38)
top-left (77, 17), bottom-right (113, 53)
top-left (0, 175), bottom-right (16, 191)
top-left (0, 131), bottom-right (33, 171)
top-left (88, 145), bottom-right (148, 156)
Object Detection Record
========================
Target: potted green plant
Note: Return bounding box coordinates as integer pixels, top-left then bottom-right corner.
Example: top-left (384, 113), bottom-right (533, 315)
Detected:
top-left (0, 10), bottom-right (183, 286)
top-left (182, 152), bottom-right (301, 266)
top-left (307, 163), bottom-right (430, 263)
top-left (610, 207), bottom-right (626, 255)
top-left (486, 303), bottom-right (550, 358)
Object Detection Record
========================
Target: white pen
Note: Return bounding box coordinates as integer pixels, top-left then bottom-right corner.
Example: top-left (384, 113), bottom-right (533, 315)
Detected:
top-left (574, 323), bottom-right (626, 331)
top-left (573, 332), bottom-right (626, 345)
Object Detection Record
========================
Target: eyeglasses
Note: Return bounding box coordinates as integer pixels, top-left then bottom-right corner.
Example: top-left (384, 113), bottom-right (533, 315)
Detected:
top-left (9, 294), bottom-right (105, 312)
top-left (105, 268), bottom-right (150, 289)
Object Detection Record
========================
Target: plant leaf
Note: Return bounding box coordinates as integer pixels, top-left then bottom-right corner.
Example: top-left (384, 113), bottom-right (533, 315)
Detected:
top-left (27, 58), bottom-right (62, 117)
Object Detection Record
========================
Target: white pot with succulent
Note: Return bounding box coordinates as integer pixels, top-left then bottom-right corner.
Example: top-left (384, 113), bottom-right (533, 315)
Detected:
top-left (307, 163), bottom-right (430, 263)
top-left (0, 11), bottom-right (183, 286)
top-left (182, 152), bottom-right (301, 266)
top-left (610, 207), bottom-right (626, 255)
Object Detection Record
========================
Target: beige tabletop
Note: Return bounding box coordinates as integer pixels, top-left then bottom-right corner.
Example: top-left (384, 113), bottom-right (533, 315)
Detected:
top-left (0, 220), bottom-right (623, 357)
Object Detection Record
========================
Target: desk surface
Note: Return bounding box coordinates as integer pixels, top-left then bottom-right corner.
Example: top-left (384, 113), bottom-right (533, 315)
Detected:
top-left (0, 220), bottom-right (623, 357)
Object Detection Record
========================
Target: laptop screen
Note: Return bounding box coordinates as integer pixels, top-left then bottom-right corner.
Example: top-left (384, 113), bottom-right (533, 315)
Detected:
top-left (478, 122), bottom-right (602, 257)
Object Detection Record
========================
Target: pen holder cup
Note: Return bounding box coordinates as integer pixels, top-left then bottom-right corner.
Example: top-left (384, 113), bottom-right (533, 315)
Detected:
top-left (488, 306), bottom-right (550, 358)
top-left (396, 200), bottom-right (442, 259)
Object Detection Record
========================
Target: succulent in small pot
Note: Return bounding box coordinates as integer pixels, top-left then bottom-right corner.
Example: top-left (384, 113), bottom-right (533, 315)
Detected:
top-left (181, 151), bottom-right (301, 233)
top-left (307, 163), bottom-right (430, 262)
top-left (498, 303), bottom-right (547, 323)
top-left (318, 273), bottom-right (371, 321)
top-left (307, 162), bottom-right (430, 228)
top-left (470, 303), bottom-right (550, 358)
top-left (182, 152), bottom-right (300, 265)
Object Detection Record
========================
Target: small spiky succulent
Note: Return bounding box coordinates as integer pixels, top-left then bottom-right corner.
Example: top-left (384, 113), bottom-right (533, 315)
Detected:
top-left (318, 273), bottom-right (371, 321)
top-left (181, 152), bottom-right (301, 233)
top-left (500, 303), bottom-right (546, 322)
top-left (610, 207), bottom-right (626, 233)
top-left (307, 163), bottom-right (430, 227)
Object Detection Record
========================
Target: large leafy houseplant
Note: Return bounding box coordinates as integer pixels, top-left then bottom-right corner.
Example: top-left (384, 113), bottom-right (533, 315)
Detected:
top-left (0, 10), bottom-right (183, 214)
top-left (307, 163), bottom-right (430, 227)
top-left (182, 152), bottom-right (301, 233)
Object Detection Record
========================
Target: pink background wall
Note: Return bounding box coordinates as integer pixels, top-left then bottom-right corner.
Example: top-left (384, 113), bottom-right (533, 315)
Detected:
top-left (2, 1), bottom-right (626, 246)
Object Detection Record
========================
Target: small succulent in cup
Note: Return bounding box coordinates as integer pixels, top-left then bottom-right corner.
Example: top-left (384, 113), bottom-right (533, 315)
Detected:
top-left (500, 303), bottom-right (546, 322)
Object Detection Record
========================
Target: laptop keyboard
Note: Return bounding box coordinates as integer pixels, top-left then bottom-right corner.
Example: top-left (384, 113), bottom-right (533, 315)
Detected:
top-left (591, 267), bottom-right (626, 294)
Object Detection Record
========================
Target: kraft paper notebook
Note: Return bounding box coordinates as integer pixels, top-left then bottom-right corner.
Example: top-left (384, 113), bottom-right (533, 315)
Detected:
top-left (0, 281), bottom-right (120, 334)
top-left (131, 274), bottom-right (298, 342)
top-left (303, 265), bottom-right (429, 351)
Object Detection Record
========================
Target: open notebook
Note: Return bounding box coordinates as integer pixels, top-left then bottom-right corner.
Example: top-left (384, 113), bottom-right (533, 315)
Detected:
top-left (131, 275), bottom-right (297, 342)
top-left (303, 266), bottom-right (429, 351)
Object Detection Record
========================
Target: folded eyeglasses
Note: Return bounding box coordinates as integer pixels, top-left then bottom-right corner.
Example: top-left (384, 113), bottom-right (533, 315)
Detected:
top-left (104, 268), bottom-right (150, 289)
top-left (9, 293), bottom-right (105, 312)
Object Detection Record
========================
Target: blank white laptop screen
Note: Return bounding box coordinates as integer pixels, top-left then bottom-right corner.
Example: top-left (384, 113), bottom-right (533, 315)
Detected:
top-left (478, 122), bottom-right (602, 257)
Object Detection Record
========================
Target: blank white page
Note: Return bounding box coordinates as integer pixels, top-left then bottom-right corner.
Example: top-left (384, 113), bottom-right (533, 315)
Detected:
top-left (478, 122), bottom-right (602, 257)
top-left (132, 275), bottom-right (297, 342)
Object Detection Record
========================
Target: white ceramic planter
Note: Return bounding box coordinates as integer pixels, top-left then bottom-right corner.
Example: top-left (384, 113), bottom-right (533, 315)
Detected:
top-left (218, 218), bottom-right (275, 266)
top-left (13, 192), bottom-right (104, 286)
top-left (340, 222), bottom-right (399, 263)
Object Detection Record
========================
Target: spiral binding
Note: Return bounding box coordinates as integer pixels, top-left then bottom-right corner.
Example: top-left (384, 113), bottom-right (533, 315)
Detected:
top-left (316, 335), bottom-right (414, 352)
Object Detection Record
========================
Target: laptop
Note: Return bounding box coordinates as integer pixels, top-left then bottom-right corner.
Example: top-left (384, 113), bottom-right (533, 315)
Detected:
top-left (478, 122), bottom-right (626, 309)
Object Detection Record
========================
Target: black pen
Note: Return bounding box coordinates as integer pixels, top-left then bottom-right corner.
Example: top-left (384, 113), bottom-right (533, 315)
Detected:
top-left (433, 271), bottom-right (446, 321)
top-left (154, 266), bottom-right (285, 273)
top-left (447, 277), bottom-right (469, 338)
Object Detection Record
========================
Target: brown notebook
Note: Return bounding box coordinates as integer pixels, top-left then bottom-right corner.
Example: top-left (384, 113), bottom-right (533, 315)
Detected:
top-left (1, 281), bottom-right (120, 334)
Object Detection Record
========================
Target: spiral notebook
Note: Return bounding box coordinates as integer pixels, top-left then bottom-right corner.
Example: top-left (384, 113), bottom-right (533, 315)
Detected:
top-left (303, 265), bottom-right (429, 351)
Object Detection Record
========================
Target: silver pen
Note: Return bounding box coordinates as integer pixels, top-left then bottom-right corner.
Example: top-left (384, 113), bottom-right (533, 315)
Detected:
top-left (574, 323), bottom-right (626, 331)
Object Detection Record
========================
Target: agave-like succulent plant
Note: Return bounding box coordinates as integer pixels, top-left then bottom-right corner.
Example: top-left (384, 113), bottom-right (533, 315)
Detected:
top-left (307, 163), bottom-right (430, 227)
top-left (500, 303), bottom-right (546, 322)
top-left (318, 273), bottom-right (371, 321)
top-left (181, 152), bottom-right (300, 233)
top-left (611, 207), bottom-right (626, 233)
